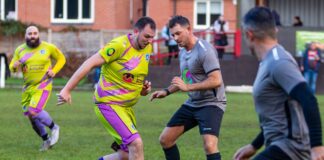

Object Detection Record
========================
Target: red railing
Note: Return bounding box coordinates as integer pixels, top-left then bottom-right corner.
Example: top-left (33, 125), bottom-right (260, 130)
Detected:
top-left (150, 29), bottom-right (241, 66)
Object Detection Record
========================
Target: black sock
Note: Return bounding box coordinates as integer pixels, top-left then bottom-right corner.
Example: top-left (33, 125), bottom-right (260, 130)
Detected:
top-left (41, 134), bottom-right (49, 141)
top-left (207, 152), bottom-right (221, 160)
top-left (163, 144), bottom-right (180, 160)
top-left (30, 119), bottom-right (41, 136)
top-left (49, 121), bottom-right (55, 129)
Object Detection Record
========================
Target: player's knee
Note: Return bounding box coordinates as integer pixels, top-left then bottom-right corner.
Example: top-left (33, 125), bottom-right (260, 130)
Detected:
top-left (203, 140), bottom-right (218, 154)
top-left (159, 134), bottom-right (172, 148)
top-left (128, 138), bottom-right (143, 150)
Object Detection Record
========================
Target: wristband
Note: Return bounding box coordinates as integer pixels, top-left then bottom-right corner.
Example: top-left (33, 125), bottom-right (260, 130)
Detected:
top-left (163, 88), bottom-right (171, 96)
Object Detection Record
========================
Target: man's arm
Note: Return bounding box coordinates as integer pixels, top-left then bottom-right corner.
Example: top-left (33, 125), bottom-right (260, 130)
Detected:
top-left (9, 49), bottom-right (20, 72)
top-left (171, 70), bottom-right (222, 92)
top-left (289, 82), bottom-right (322, 147)
top-left (233, 129), bottom-right (263, 160)
top-left (58, 53), bottom-right (105, 104)
top-left (149, 84), bottom-right (179, 101)
top-left (50, 48), bottom-right (66, 76)
top-left (289, 82), bottom-right (324, 159)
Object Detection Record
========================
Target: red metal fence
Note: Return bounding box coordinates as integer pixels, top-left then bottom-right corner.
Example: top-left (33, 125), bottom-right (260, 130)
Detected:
top-left (151, 29), bottom-right (241, 66)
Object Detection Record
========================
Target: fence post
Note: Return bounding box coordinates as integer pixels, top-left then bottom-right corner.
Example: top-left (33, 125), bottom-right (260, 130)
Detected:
top-left (0, 53), bottom-right (6, 88)
top-left (234, 30), bottom-right (241, 58)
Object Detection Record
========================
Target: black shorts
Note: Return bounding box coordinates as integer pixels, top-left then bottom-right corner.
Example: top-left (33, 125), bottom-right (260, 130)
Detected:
top-left (253, 145), bottom-right (292, 160)
top-left (167, 104), bottom-right (224, 136)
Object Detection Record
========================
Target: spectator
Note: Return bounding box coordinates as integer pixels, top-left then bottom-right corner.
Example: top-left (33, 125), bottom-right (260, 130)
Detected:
top-left (161, 19), bottom-right (179, 65)
top-left (301, 42), bottom-right (322, 93)
top-left (293, 16), bottom-right (303, 27)
top-left (213, 15), bottom-right (229, 59)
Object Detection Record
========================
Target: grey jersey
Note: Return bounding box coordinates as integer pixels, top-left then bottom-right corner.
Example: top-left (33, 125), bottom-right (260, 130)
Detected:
top-left (253, 45), bottom-right (311, 159)
top-left (179, 39), bottom-right (226, 111)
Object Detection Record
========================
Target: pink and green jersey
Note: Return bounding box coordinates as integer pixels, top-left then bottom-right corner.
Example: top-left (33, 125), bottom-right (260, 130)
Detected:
top-left (9, 41), bottom-right (66, 90)
top-left (94, 34), bottom-right (153, 107)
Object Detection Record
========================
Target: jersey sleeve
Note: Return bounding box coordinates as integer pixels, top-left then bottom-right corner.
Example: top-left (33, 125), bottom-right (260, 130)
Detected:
top-left (50, 44), bottom-right (66, 74)
top-left (99, 40), bottom-right (124, 63)
top-left (9, 47), bottom-right (20, 72)
top-left (201, 46), bottom-right (220, 74)
top-left (272, 60), bottom-right (305, 94)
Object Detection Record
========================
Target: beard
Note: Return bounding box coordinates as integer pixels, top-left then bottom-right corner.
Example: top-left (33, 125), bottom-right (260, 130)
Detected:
top-left (26, 38), bottom-right (40, 48)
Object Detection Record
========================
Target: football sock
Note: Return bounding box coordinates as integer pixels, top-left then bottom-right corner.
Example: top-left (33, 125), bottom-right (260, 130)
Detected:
top-left (207, 152), bottom-right (221, 160)
top-left (49, 121), bottom-right (55, 130)
top-left (163, 144), bottom-right (180, 160)
top-left (30, 118), bottom-right (47, 138)
top-left (41, 133), bottom-right (49, 141)
top-left (36, 110), bottom-right (54, 127)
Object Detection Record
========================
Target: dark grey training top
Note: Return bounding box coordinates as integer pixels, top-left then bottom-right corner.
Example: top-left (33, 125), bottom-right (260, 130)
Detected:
top-left (253, 45), bottom-right (311, 159)
top-left (179, 38), bottom-right (226, 111)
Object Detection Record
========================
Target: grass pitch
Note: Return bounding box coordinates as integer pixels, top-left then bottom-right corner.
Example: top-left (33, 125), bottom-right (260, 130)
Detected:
top-left (0, 89), bottom-right (323, 160)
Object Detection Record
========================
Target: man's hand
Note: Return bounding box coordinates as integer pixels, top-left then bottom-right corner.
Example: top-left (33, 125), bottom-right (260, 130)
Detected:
top-left (233, 144), bottom-right (257, 160)
top-left (171, 76), bottom-right (189, 92)
top-left (140, 80), bottom-right (151, 96)
top-left (13, 61), bottom-right (22, 70)
top-left (56, 89), bottom-right (72, 106)
top-left (311, 146), bottom-right (324, 160)
top-left (47, 69), bottom-right (56, 78)
top-left (149, 90), bottom-right (168, 101)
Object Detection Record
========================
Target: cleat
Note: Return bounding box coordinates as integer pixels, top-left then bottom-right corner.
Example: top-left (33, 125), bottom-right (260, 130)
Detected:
top-left (39, 139), bottom-right (51, 152)
top-left (50, 125), bottom-right (60, 146)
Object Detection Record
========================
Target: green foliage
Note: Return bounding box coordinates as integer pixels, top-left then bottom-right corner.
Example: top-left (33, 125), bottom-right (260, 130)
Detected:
top-left (0, 20), bottom-right (27, 36)
top-left (0, 20), bottom-right (47, 37)
top-left (0, 90), bottom-right (323, 159)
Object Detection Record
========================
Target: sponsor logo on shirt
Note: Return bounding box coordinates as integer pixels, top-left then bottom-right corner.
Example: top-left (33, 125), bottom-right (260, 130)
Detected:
top-left (122, 73), bottom-right (134, 83)
top-left (107, 48), bottom-right (115, 56)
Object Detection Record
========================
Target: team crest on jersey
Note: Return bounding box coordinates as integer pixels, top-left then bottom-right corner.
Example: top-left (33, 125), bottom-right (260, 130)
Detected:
top-left (40, 49), bottom-right (46, 54)
top-left (106, 48), bottom-right (115, 56)
top-left (145, 54), bottom-right (150, 61)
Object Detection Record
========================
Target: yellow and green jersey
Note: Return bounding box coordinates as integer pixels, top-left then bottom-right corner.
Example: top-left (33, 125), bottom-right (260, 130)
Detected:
top-left (94, 34), bottom-right (153, 107)
top-left (9, 41), bottom-right (66, 89)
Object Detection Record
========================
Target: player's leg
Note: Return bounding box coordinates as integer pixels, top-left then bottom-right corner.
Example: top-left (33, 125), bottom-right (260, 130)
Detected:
top-left (253, 145), bottom-right (292, 160)
top-left (22, 89), bottom-right (46, 138)
top-left (128, 137), bottom-right (144, 160)
top-left (160, 104), bottom-right (198, 160)
top-left (95, 104), bottom-right (143, 160)
top-left (311, 70), bottom-right (318, 93)
top-left (99, 152), bottom-right (128, 160)
top-left (98, 142), bottom-right (128, 160)
top-left (29, 88), bottom-right (60, 146)
top-left (22, 88), bottom-right (51, 151)
top-left (197, 106), bottom-right (224, 160)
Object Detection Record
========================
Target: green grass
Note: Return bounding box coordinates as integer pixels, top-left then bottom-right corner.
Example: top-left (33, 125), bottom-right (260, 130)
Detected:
top-left (5, 77), bottom-right (89, 87)
top-left (0, 89), bottom-right (323, 160)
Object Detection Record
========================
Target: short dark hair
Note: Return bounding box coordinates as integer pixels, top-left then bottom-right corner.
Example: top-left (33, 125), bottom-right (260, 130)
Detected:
top-left (134, 17), bottom-right (156, 31)
top-left (168, 15), bottom-right (190, 28)
top-left (242, 7), bottom-right (276, 40)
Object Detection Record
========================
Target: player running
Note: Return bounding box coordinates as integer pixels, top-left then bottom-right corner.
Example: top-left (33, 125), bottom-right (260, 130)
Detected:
top-left (9, 26), bottom-right (66, 151)
top-left (57, 17), bottom-right (156, 160)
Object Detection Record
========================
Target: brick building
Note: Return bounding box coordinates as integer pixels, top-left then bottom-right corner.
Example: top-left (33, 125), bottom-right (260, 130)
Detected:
top-left (0, 0), bottom-right (237, 31)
